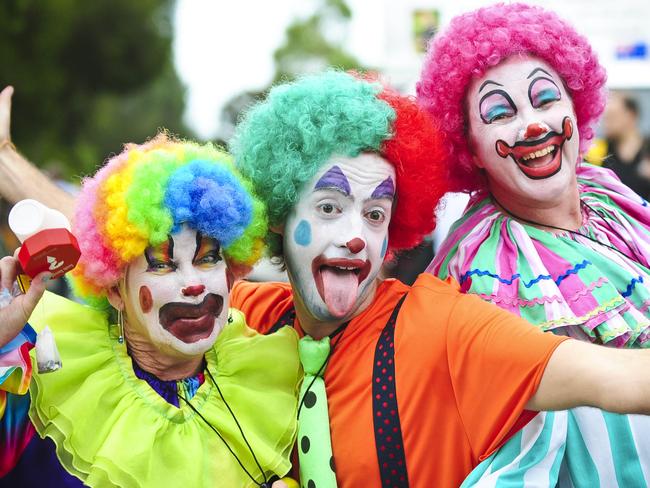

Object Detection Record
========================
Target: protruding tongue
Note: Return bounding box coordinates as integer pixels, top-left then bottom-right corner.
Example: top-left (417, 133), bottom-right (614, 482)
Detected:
top-left (321, 267), bottom-right (359, 318)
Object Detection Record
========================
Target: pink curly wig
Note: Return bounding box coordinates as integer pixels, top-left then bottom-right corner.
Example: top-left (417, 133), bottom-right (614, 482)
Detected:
top-left (416, 2), bottom-right (607, 192)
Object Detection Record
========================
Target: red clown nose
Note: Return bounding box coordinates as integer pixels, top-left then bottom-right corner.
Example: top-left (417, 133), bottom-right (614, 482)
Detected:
top-left (524, 123), bottom-right (547, 139)
top-left (182, 285), bottom-right (206, 297)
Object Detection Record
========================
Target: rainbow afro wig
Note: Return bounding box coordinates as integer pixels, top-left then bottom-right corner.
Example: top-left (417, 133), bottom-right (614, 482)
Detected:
top-left (71, 133), bottom-right (267, 303)
top-left (417, 2), bottom-right (607, 192)
top-left (230, 70), bottom-right (447, 257)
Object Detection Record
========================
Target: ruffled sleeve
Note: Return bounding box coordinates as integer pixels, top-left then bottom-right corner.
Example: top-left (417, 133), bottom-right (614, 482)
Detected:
top-left (429, 164), bottom-right (650, 348)
top-left (0, 323), bottom-right (36, 418)
top-left (0, 323), bottom-right (37, 477)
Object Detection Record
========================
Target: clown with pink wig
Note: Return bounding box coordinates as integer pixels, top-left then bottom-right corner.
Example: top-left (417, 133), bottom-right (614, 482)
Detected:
top-left (0, 134), bottom-right (300, 487)
top-left (419, 3), bottom-right (650, 486)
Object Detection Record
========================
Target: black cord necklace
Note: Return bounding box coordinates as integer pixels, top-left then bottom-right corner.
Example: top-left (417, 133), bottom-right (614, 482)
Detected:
top-left (178, 367), bottom-right (278, 488)
top-left (491, 195), bottom-right (643, 264)
top-left (297, 320), bottom-right (350, 419)
top-left (581, 199), bottom-right (644, 263)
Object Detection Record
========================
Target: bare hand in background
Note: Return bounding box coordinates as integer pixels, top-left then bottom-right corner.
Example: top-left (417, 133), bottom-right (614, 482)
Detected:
top-left (0, 86), bottom-right (14, 145)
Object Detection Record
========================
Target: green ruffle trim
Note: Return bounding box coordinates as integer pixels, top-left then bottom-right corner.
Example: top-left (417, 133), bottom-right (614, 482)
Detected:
top-left (27, 292), bottom-right (301, 487)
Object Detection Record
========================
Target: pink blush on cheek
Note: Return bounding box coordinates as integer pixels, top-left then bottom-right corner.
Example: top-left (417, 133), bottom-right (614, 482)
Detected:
top-left (139, 286), bottom-right (153, 314)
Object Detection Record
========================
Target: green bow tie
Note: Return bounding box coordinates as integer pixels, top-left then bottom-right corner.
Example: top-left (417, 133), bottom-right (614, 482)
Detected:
top-left (297, 335), bottom-right (338, 487)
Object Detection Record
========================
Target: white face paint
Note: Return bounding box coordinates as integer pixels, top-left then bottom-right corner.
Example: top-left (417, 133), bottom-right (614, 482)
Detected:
top-left (467, 56), bottom-right (579, 206)
top-left (123, 227), bottom-right (230, 357)
top-left (284, 153), bottom-right (395, 321)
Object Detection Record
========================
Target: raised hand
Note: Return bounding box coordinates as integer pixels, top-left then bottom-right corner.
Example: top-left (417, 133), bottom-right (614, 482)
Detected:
top-left (0, 254), bottom-right (49, 347)
top-left (0, 86), bottom-right (14, 147)
top-left (0, 86), bottom-right (75, 220)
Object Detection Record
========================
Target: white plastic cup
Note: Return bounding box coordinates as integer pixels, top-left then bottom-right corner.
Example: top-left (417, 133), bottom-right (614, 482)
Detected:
top-left (8, 199), bottom-right (71, 243)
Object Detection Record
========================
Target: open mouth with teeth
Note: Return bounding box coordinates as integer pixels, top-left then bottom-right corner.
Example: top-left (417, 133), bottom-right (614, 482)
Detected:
top-left (495, 117), bottom-right (573, 180)
top-left (159, 293), bottom-right (223, 343)
top-left (312, 256), bottom-right (371, 318)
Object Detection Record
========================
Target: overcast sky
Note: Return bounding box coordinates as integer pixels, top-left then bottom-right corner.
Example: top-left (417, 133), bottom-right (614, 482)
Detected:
top-left (172, 0), bottom-right (388, 140)
top-left (174, 0), bottom-right (650, 139)
top-left (174, 0), bottom-right (309, 139)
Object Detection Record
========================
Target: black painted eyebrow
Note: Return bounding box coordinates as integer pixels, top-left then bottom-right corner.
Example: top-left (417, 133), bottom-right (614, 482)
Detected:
top-left (479, 80), bottom-right (504, 93)
top-left (167, 235), bottom-right (174, 259)
top-left (144, 247), bottom-right (156, 268)
top-left (192, 232), bottom-right (202, 262)
top-left (192, 233), bottom-right (221, 262)
top-left (144, 235), bottom-right (174, 268)
top-left (527, 67), bottom-right (553, 79)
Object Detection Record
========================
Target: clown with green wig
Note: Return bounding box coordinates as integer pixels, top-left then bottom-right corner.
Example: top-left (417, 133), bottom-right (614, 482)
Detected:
top-left (0, 133), bottom-right (300, 487)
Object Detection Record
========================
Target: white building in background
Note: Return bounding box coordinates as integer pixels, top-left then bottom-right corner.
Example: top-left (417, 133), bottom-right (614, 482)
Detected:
top-left (344, 0), bottom-right (650, 251)
top-left (348, 0), bottom-right (650, 92)
top-left (175, 0), bottom-right (650, 140)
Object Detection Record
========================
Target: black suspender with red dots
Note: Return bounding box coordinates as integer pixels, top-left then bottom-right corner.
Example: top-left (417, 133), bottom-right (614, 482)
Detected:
top-left (267, 307), bottom-right (296, 334)
top-left (267, 294), bottom-right (410, 486)
top-left (372, 293), bottom-right (409, 487)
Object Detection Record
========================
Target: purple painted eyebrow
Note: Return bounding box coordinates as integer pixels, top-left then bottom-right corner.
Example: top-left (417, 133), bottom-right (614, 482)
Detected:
top-left (314, 165), bottom-right (351, 195)
top-left (371, 177), bottom-right (395, 199)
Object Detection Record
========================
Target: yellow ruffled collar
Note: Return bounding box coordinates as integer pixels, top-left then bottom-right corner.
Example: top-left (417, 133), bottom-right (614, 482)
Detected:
top-left (28, 292), bottom-right (301, 487)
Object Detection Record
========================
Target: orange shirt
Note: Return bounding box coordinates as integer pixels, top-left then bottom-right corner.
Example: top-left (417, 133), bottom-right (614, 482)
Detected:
top-left (232, 274), bottom-right (567, 487)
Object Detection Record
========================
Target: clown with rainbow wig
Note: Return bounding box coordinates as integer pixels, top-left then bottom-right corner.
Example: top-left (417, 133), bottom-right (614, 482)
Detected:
top-left (419, 3), bottom-right (650, 486)
top-left (0, 134), bottom-right (301, 487)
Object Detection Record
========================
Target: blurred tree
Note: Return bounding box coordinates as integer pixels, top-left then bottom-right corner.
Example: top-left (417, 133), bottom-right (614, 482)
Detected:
top-left (219, 90), bottom-right (266, 144)
top-left (220, 0), bottom-right (365, 141)
top-left (272, 0), bottom-right (363, 82)
top-left (0, 0), bottom-right (191, 178)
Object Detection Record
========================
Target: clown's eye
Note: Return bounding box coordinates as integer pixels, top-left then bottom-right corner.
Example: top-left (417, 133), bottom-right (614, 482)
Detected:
top-left (529, 77), bottom-right (561, 109)
top-left (147, 260), bottom-right (176, 272)
top-left (196, 252), bottom-right (222, 265)
top-left (479, 90), bottom-right (517, 124)
top-left (535, 90), bottom-right (559, 107)
top-left (317, 202), bottom-right (341, 216)
top-left (489, 110), bottom-right (512, 122)
top-left (365, 209), bottom-right (385, 223)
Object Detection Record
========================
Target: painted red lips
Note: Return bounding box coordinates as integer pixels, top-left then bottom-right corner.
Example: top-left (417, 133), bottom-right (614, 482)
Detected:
top-left (158, 293), bottom-right (223, 343)
top-left (495, 117), bottom-right (573, 179)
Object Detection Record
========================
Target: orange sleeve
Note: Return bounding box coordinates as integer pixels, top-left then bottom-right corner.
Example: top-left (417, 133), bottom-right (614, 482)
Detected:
top-left (230, 280), bottom-right (293, 334)
top-left (446, 292), bottom-right (568, 461)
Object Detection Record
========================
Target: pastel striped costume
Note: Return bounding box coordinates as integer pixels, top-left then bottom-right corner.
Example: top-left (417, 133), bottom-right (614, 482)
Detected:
top-left (431, 164), bottom-right (650, 486)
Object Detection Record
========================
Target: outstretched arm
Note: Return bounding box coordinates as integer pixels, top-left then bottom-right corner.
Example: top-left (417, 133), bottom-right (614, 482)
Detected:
top-left (0, 86), bottom-right (75, 220)
top-left (527, 339), bottom-right (650, 414)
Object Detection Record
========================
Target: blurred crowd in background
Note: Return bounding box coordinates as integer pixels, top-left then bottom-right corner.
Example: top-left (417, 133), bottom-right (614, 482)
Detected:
top-left (1, 0), bottom-right (649, 295)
